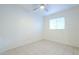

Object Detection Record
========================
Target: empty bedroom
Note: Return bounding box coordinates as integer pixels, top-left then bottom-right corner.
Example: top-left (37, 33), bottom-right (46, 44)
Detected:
top-left (0, 4), bottom-right (79, 55)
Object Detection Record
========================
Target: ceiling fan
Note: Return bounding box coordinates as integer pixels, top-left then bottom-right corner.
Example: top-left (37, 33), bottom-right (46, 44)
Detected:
top-left (33, 4), bottom-right (48, 12)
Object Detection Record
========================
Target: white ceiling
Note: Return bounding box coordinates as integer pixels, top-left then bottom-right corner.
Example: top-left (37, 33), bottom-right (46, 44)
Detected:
top-left (19, 4), bottom-right (79, 16)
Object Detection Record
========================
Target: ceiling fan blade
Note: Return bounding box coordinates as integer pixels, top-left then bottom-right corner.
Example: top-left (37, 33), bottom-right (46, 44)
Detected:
top-left (33, 7), bottom-right (39, 11)
top-left (33, 4), bottom-right (48, 12)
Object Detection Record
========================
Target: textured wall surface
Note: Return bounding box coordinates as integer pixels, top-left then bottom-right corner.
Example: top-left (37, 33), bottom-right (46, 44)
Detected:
top-left (2, 40), bottom-right (79, 55)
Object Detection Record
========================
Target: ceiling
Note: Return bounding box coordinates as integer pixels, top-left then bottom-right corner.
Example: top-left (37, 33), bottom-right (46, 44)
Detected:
top-left (19, 4), bottom-right (79, 16)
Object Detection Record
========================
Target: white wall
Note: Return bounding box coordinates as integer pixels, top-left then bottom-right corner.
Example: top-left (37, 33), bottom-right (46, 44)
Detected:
top-left (43, 6), bottom-right (79, 47)
top-left (2, 39), bottom-right (79, 55)
top-left (0, 5), bottom-right (43, 53)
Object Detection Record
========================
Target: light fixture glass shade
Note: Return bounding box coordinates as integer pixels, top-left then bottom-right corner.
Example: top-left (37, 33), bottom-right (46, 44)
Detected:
top-left (40, 5), bottom-right (45, 10)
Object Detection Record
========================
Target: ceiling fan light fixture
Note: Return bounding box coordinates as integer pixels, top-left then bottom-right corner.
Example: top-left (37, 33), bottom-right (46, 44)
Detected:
top-left (40, 5), bottom-right (45, 10)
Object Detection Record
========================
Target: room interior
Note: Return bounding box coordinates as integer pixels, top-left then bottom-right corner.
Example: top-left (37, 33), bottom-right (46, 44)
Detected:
top-left (0, 4), bottom-right (79, 55)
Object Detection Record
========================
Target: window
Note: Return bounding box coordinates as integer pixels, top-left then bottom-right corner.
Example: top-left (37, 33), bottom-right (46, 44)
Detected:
top-left (49, 17), bottom-right (65, 29)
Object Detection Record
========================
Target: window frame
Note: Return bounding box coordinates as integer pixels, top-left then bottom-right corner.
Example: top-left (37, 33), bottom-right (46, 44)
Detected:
top-left (49, 17), bottom-right (65, 30)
